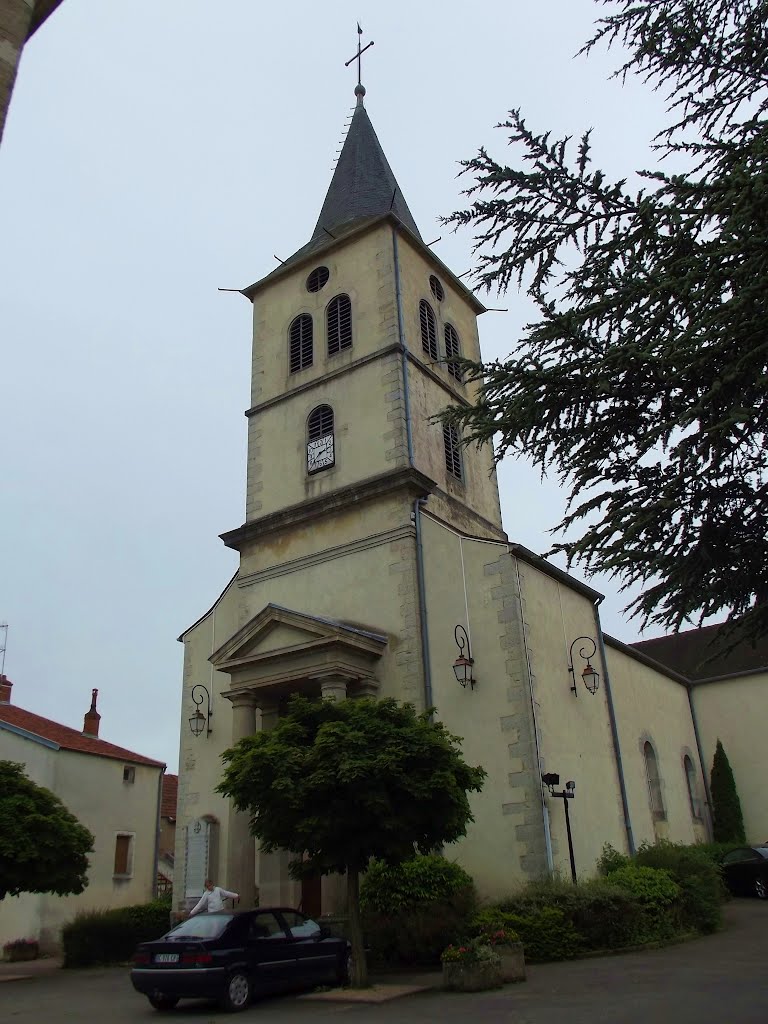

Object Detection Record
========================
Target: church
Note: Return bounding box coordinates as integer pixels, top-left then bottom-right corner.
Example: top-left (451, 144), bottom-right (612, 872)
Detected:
top-left (172, 71), bottom-right (768, 918)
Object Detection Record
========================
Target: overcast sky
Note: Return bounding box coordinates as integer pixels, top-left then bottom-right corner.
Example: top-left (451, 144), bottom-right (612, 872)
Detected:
top-left (0, 1), bottom-right (672, 771)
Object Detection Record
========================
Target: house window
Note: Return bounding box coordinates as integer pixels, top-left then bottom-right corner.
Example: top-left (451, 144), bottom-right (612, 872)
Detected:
top-left (643, 741), bottom-right (666, 820)
top-left (327, 294), bottom-right (352, 355)
top-left (443, 423), bottom-right (463, 480)
top-left (123, 766), bottom-right (136, 784)
top-left (429, 275), bottom-right (444, 301)
top-left (307, 405), bottom-right (335, 474)
top-left (419, 300), bottom-right (438, 360)
top-left (114, 833), bottom-right (134, 877)
top-left (289, 314), bottom-right (313, 373)
top-left (684, 755), bottom-right (703, 821)
top-left (444, 324), bottom-right (462, 382)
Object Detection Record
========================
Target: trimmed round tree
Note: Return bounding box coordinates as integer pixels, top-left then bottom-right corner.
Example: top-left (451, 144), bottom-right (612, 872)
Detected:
top-left (0, 761), bottom-right (94, 901)
top-left (710, 739), bottom-right (746, 843)
top-left (217, 695), bottom-right (486, 987)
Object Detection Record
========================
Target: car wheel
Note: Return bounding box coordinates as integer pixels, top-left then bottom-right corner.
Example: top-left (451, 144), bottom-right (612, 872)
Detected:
top-left (220, 971), bottom-right (251, 1013)
top-left (337, 949), bottom-right (353, 986)
top-left (755, 878), bottom-right (767, 899)
top-left (147, 994), bottom-right (179, 1011)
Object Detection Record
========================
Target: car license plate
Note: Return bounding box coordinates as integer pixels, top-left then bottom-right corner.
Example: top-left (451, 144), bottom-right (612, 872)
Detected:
top-left (154, 953), bottom-right (179, 963)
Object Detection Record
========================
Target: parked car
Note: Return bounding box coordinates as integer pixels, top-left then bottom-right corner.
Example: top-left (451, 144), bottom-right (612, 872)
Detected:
top-left (721, 846), bottom-right (768, 899)
top-left (130, 907), bottom-right (351, 1012)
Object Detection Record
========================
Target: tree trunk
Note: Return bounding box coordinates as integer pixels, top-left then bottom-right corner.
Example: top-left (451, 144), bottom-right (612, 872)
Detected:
top-left (346, 864), bottom-right (368, 988)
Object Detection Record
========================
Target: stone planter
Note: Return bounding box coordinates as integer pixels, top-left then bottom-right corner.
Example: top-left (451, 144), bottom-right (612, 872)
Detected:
top-left (498, 942), bottom-right (526, 983)
top-left (442, 960), bottom-right (503, 992)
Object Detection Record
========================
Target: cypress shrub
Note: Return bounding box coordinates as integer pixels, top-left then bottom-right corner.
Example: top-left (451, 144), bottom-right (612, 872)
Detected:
top-left (710, 740), bottom-right (746, 843)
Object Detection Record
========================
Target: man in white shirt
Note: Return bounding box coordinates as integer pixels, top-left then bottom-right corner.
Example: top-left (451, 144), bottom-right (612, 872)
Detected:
top-left (189, 878), bottom-right (240, 916)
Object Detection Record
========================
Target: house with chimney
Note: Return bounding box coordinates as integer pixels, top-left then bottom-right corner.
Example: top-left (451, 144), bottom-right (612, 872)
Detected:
top-left (0, 675), bottom-right (165, 952)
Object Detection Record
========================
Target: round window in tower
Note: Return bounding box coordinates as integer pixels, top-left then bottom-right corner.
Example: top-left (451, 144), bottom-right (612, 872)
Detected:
top-left (306, 266), bottom-right (330, 293)
top-left (429, 275), bottom-right (445, 301)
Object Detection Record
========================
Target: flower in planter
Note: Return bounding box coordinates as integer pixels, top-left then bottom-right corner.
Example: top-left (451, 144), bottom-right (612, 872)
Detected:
top-left (441, 937), bottom-right (501, 966)
top-left (3, 938), bottom-right (40, 962)
top-left (487, 928), bottom-right (521, 947)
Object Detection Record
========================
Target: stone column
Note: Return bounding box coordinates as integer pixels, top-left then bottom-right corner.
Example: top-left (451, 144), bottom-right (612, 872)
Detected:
top-left (255, 702), bottom-right (294, 906)
top-left (226, 692), bottom-right (257, 909)
top-left (0, 0), bottom-right (35, 147)
top-left (319, 675), bottom-right (348, 915)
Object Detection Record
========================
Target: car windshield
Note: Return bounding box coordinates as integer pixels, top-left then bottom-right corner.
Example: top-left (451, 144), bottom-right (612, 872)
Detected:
top-left (167, 915), bottom-right (231, 939)
top-left (755, 847), bottom-right (768, 859)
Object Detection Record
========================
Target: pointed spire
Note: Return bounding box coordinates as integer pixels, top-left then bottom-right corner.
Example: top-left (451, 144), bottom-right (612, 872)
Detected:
top-left (310, 101), bottom-right (422, 244)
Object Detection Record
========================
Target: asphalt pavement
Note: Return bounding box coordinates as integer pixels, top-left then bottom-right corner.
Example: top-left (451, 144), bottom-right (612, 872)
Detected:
top-left (1, 900), bottom-right (766, 1023)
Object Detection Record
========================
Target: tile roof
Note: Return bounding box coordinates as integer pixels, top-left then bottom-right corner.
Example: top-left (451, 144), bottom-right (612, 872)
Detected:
top-left (161, 773), bottom-right (178, 818)
top-left (631, 623), bottom-right (768, 682)
top-left (0, 704), bottom-right (165, 767)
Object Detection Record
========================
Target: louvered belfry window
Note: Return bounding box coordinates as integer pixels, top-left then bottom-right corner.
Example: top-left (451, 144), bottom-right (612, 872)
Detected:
top-left (327, 294), bottom-right (353, 356)
top-left (289, 314), bottom-right (313, 373)
top-left (444, 323), bottom-right (462, 382)
top-left (419, 300), bottom-right (438, 360)
top-left (443, 423), bottom-right (463, 480)
top-left (308, 404), bottom-right (334, 440)
top-left (429, 275), bottom-right (444, 301)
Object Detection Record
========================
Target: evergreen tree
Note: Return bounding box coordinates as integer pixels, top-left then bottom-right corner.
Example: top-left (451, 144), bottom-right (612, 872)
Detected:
top-left (442, 0), bottom-right (768, 645)
top-left (218, 695), bottom-right (485, 988)
top-left (710, 739), bottom-right (746, 843)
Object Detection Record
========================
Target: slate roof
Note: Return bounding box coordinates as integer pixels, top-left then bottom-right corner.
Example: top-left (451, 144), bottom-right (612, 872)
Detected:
top-left (161, 773), bottom-right (178, 818)
top-left (244, 97), bottom-right (422, 292)
top-left (0, 703), bottom-right (165, 767)
top-left (630, 623), bottom-right (768, 682)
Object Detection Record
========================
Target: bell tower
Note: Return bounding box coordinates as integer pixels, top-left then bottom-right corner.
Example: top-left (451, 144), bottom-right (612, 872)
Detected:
top-left (221, 76), bottom-right (505, 573)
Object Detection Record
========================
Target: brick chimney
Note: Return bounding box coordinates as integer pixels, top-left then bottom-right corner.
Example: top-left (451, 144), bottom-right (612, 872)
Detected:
top-left (82, 688), bottom-right (100, 737)
top-left (0, 674), bottom-right (12, 704)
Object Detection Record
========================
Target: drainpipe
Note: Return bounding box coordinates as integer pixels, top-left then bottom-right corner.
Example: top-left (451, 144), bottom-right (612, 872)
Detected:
top-left (513, 559), bottom-right (554, 873)
top-left (687, 685), bottom-right (714, 839)
top-left (152, 767), bottom-right (164, 899)
top-left (592, 599), bottom-right (635, 855)
top-left (392, 227), bottom-right (432, 711)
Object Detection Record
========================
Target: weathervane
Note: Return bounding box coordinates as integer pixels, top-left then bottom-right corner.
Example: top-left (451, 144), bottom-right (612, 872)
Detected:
top-left (345, 22), bottom-right (374, 97)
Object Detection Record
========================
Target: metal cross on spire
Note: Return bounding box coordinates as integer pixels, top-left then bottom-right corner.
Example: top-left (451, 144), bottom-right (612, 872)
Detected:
top-left (345, 23), bottom-right (374, 102)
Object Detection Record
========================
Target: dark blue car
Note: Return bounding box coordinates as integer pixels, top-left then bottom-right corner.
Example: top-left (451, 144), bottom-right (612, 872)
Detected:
top-left (130, 907), bottom-right (351, 1012)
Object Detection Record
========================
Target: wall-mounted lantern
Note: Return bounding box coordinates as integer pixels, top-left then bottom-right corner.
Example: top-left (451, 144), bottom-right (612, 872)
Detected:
top-left (568, 636), bottom-right (600, 696)
top-left (189, 684), bottom-right (212, 738)
top-left (452, 624), bottom-right (475, 690)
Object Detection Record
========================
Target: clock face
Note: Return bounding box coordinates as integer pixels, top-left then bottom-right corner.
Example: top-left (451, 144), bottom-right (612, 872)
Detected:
top-left (307, 434), bottom-right (334, 473)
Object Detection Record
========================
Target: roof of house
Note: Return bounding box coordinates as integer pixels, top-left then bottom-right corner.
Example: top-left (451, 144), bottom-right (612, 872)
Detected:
top-left (161, 773), bottom-right (178, 818)
top-left (0, 704), bottom-right (165, 767)
top-left (630, 622), bottom-right (768, 682)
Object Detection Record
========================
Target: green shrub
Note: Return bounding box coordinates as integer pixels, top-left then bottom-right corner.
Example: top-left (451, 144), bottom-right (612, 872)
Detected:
top-left (500, 906), bottom-right (581, 961)
top-left (606, 865), bottom-right (679, 906)
top-left (710, 739), bottom-right (746, 843)
top-left (634, 841), bottom-right (723, 934)
top-left (360, 855), bottom-right (474, 913)
top-left (62, 898), bottom-right (172, 967)
top-left (596, 843), bottom-right (631, 876)
top-left (363, 886), bottom-right (476, 966)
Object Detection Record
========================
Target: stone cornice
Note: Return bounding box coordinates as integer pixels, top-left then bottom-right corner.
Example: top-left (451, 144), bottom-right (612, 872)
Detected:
top-left (244, 343), bottom-right (470, 419)
top-left (220, 466), bottom-right (436, 552)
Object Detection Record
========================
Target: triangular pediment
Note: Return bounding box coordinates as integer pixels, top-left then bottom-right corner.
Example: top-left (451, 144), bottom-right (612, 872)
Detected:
top-left (210, 603), bottom-right (388, 672)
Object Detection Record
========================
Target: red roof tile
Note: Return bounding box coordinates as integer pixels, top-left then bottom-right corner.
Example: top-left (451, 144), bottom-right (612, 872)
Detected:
top-left (0, 704), bottom-right (165, 768)
top-left (161, 773), bottom-right (178, 818)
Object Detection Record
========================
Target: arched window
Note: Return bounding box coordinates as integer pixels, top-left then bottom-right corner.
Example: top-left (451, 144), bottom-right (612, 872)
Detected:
top-left (443, 423), bottom-right (463, 480)
top-left (684, 755), bottom-right (703, 820)
top-left (289, 314), bottom-right (313, 373)
top-left (429, 275), bottom-right (444, 301)
top-left (419, 300), bottom-right (438, 360)
top-left (327, 294), bottom-right (352, 355)
top-left (444, 323), bottom-right (462, 382)
top-left (643, 741), bottom-right (666, 820)
top-left (306, 405), bottom-right (334, 474)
